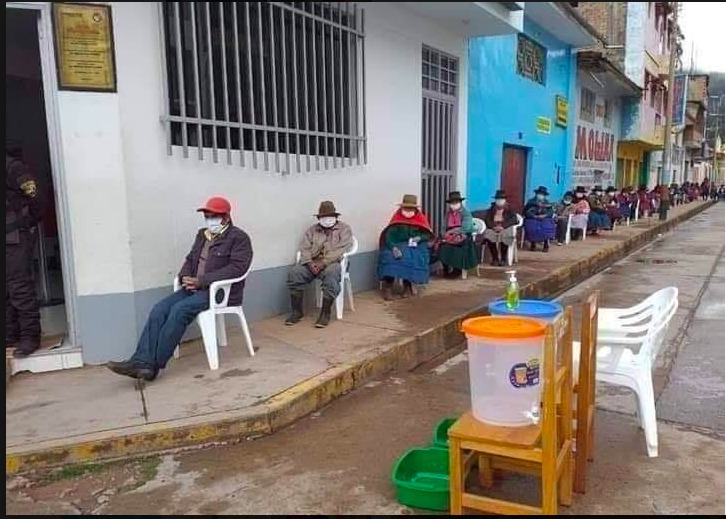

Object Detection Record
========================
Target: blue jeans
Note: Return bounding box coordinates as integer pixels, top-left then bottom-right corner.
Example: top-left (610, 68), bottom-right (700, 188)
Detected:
top-left (130, 289), bottom-right (209, 370)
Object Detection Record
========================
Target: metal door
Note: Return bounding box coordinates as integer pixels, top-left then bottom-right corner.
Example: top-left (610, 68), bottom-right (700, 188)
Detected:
top-left (421, 46), bottom-right (458, 235)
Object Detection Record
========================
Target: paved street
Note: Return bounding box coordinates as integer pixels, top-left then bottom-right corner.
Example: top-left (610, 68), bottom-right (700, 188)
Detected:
top-left (6, 204), bottom-right (725, 515)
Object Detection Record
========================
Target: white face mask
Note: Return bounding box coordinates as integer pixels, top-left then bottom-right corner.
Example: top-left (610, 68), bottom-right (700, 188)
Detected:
top-left (576, 194), bottom-right (584, 199)
top-left (449, 202), bottom-right (462, 211)
top-left (318, 216), bottom-right (337, 228)
top-left (536, 194), bottom-right (545, 201)
top-left (563, 199), bottom-right (572, 205)
top-left (401, 209), bottom-right (416, 219)
top-left (494, 199), bottom-right (506, 207)
top-left (594, 191), bottom-right (603, 197)
top-left (205, 216), bottom-right (224, 234)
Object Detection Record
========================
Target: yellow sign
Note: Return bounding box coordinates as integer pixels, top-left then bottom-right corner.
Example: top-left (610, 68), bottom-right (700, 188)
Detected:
top-left (536, 116), bottom-right (552, 134)
top-left (53, 3), bottom-right (117, 92)
top-left (556, 95), bottom-right (568, 127)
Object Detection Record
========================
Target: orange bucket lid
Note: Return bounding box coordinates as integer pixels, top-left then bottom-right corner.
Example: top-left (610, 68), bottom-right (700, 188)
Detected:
top-left (461, 316), bottom-right (545, 339)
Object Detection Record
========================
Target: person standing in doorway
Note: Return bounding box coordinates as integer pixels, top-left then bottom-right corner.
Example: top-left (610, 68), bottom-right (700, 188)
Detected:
top-left (107, 196), bottom-right (253, 381)
top-left (6, 142), bottom-right (46, 358)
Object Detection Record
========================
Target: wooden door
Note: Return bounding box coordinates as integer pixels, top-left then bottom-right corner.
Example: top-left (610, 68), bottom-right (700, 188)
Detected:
top-left (501, 145), bottom-right (528, 212)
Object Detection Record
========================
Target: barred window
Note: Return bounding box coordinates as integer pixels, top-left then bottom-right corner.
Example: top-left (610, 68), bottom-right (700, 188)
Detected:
top-left (516, 33), bottom-right (546, 85)
top-left (422, 46), bottom-right (458, 97)
top-left (580, 88), bottom-right (595, 123)
top-left (160, 2), bottom-right (367, 174)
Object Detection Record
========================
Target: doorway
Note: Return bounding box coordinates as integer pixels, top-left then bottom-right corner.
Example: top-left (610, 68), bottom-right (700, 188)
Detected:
top-left (500, 145), bottom-right (528, 213)
top-left (420, 45), bottom-right (458, 236)
top-left (6, 7), bottom-right (73, 360)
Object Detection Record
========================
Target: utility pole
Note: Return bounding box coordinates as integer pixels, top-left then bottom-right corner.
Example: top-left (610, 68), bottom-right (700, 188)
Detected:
top-left (659, 1), bottom-right (680, 220)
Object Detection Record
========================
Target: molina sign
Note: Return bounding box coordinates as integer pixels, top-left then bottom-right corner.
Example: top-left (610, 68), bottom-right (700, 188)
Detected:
top-left (574, 125), bottom-right (615, 163)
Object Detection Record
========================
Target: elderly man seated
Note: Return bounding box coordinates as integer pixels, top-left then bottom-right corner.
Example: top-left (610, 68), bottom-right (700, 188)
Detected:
top-left (286, 201), bottom-right (353, 329)
top-left (107, 196), bottom-right (253, 381)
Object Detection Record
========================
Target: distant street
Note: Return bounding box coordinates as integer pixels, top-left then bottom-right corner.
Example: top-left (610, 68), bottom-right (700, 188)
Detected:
top-left (6, 205), bottom-right (725, 515)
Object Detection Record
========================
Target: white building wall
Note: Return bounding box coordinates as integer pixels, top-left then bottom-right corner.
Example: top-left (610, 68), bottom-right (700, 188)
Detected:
top-left (107, 1), bottom-right (469, 293)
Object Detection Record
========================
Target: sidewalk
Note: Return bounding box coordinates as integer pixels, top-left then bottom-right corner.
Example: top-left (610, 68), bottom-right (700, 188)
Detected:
top-left (6, 201), bottom-right (713, 474)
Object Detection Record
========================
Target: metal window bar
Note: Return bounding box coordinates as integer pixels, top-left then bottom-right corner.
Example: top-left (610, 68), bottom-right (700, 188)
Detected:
top-left (161, 2), bottom-right (366, 172)
top-left (269, 2), bottom-right (280, 172)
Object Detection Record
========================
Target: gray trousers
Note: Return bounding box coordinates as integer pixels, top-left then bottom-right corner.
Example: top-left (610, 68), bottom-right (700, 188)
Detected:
top-left (287, 263), bottom-right (342, 299)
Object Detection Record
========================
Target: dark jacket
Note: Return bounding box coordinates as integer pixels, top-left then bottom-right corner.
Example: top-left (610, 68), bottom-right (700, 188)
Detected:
top-left (178, 225), bottom-right (253, 306)
top-left (6, 156), bottom-right (45, 244)
top-left (478, 204), bottom-right (519, 229)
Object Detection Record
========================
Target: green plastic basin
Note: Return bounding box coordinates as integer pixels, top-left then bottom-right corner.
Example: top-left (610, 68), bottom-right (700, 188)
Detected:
top-left (391, 447), bottom-right (450, 511)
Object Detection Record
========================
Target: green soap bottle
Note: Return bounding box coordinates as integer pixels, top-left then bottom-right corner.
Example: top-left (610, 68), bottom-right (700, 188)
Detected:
top-left (505, 270), bottom-right (520, 310)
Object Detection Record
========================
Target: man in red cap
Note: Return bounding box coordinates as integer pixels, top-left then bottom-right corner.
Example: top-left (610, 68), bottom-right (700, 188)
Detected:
top-left (107, 196), bottom-right (253, 381)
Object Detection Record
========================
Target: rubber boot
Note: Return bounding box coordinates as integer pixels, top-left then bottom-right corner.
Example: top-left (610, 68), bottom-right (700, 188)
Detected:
top-left (285, 291), bottom-right (304, 325)
top-left (487, 241), bottom-right (500, 266)
top-left (315, 296), bottom-right (334, 328)
top-left (499, 244), bottom-right (509, 266)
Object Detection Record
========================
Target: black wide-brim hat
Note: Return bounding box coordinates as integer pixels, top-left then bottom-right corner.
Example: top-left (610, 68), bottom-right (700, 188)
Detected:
top-left (446, 191), bottom-right (465, 203)
top-left (575, 186), bottom-right (587, 194)
top-left (493, 189), bottom-right (506, 199)
top-left (534, 185), bottom-right (549, 196)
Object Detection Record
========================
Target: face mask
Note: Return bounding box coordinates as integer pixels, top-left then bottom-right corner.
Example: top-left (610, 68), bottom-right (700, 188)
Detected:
top-left (576, 194), bottom-right (584, 199)
top-left (536, 194), bottom-right (545, 201)
top-left (205, 216), bottom-right (224, 234)
top-left (401, 209), bottom-right (416, 219)
top-left (563, 199), bottom-right (572, 205)
top-left (318, 216), bottom-right (337, 228)
top-left (595, 191), bottom-right (602, 197)
top-left (449, 202), bottom-right (462, 211)
top-left (494, 199), bottom-right (506, 207)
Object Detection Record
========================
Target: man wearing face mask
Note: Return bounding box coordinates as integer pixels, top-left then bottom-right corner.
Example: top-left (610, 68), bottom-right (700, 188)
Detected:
top-left (107, 196), bottom-right (253, 381)
top-left (286, 201), bottom-right (353, 328)
top-left (553, 191), bottom-right (576, 245)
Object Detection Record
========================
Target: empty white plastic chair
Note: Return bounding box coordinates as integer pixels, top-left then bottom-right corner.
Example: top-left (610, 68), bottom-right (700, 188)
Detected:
top-left (295, 236), bottom-right (358, 320)
top-left (573, 287), bottom-right (679, 458)
top-left (464, 219), bottom-right (486, 280)
top-left (172, 264), bottom-right (255, 371)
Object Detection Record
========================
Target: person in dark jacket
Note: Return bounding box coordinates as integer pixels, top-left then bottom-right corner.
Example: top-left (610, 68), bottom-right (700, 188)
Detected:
top-left (107, 196), bottom-right (253, 381)
top-left (6, 143), bottom-right (46, 357)
top-left (482, 189), bottom-right (519, 266)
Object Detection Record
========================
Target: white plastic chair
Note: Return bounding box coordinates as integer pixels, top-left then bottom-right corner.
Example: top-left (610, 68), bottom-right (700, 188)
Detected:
top-left (573, 287), bottom-right (679, 458)
top-left (564, 214), bottom-right (574, 245)
top-left (172, 264), bottom-right (255, 371)
top-left (464, 219), bottom-right (486, 280)
top-left (570, 212), bottom-right (588, 241)
top-left (295, 236), bottom-right (358, 320)
top-left (633, 198), bottom-right (642, 222)
top-left (513, 214), bottom-right (524, 263)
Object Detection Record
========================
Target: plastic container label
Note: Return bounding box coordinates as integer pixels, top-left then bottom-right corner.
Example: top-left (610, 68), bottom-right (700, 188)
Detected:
top-left (508, 358), bottom-right (540, 388)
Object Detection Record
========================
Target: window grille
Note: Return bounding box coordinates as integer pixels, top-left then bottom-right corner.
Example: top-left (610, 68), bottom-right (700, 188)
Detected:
top-left (516, 33), bottom-right (546, 85)
top-left (580, 88), bottom-right (595, 123)
top-left (159, 2), bottom-right (367, 174)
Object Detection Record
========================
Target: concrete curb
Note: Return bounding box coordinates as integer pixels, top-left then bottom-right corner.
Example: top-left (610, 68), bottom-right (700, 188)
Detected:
top-left (6, 202), bottom-right (714, 474)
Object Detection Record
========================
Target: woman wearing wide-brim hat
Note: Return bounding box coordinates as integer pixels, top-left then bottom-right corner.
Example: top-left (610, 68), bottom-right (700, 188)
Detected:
top-left (570, 186), bottom-right (591, 241)
top-left (523, 186), bottom-right (556, 252)
top-left (481, 189), bottom-right (519, 266)
top-left (437, 191), bottom-right (478, 278)
top-left (377, 194), bottom-right (434, 300)
top-left (587, 185), bottom-right (612, 235)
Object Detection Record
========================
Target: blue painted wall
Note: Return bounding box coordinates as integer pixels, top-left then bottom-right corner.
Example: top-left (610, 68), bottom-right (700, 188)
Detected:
top-left (466, 19), bottom-right (577, 211)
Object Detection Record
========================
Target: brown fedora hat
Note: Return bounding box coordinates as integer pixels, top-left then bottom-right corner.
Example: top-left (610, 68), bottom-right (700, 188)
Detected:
top-left (314, 201), bottom-right (340, 217)
top-left (398, 194), bottom-right (419, 209)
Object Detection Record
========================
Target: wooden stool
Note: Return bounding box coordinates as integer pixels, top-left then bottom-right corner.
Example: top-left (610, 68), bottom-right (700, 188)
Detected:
top-left (448, 307), bottom-right (574, 515)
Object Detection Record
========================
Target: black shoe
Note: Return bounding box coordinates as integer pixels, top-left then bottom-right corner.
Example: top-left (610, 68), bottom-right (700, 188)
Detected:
top-left (12, 340), bottom-right (39, 358)
top-left (529, 243), bottom-right (536, 252)
top-left (285, 291), bottom-right (305, 325)
top-left (498, 259), bottom-right (506, 267)
top-left (542, 243), bottom-right (549, 252)
top-left (315, 297), bottom-right (334, 328)
top-left (107, 360), bottom-right (158, 381)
